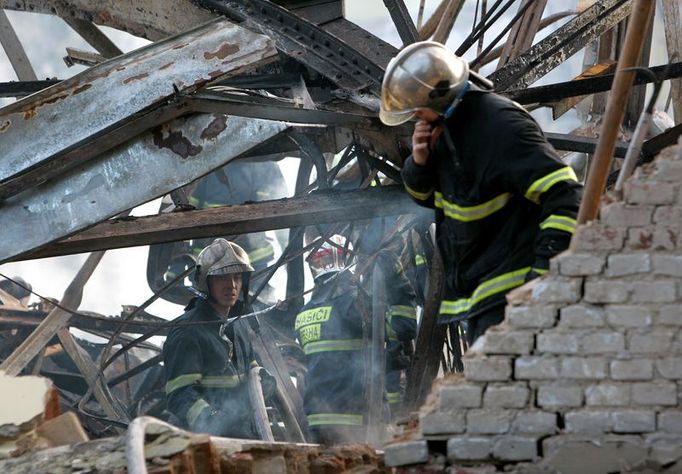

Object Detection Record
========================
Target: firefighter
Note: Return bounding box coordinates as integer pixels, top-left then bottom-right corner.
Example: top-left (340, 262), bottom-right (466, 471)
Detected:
top-left (162, 238), bottom-right (259, 438)
top-left (380, 41), bottom-right (582, 344)
top-left (294, 235), bottom-right (367, 445)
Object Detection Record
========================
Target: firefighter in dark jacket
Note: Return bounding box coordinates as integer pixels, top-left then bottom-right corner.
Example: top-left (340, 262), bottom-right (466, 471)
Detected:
top-left (380, 41), bottom-right (582, 343)
top-left (295, 235), bottom-right (367, 445)
top-left (163, 238), bottom-right (259, 438)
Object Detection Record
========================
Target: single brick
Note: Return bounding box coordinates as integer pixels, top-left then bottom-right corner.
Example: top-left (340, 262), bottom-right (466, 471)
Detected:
top-left (606, 253), bottom-right (651, 277)
top-left (484, 384), bottom-right (530, 409)
top-left (605, 305), bottom-right (652, 328)
top-left (511, 412), bottom-right (557, 436)
top-left (447, 437), bottom-right (492, 461)
top-left (384, 440), bottom-right (429, 467)
top-left (652, 254), bottom-right (682, 277)
top-left (537, 384), bottom-right (583, 408)
top-left (531, 277), bottom-right (582, 304)
top-left (652, 159), bottom-right (682, 182)
top-left (506, 305), bottom-right (557, 329)
top-left (584, 280), bottom-right (631, 304)
top-left (464, 357), bottom-right (512, 382)
top-left (626, 226), bottom-right (678, 251)
top-left (658, 412), bottom-right (682, 433)
top-left (632, 382), bottom-right (678, 406)
top-left (631, 281), bottom-right (677, 303)
top-left (658, 305), bottom-right (682, 326)
top-left (653, 206), bottom-right (682, 224)
top-left (610, 359), bottom-right (654, 380)
top-left (476, 330), bottom-right (534, 355)
top-left (585, 383), bottom-right (631, 406)
top-left (612, 410), bottom-right (656, 433)
top-left (624, 180), bottom-right (676, 205)
top-left (420, 411), bottom-right (466, 435)
top-left (628, 330), bottom-right (674, 354)
top-left (492, 436), bottom-right (538, 461)
top-left (514, 357), bottom-right (559, 380)
top-left (601, 202), bottom-right (653, 227)
top-left (466, 409), bottom-right (514, 434)
top-left (560, 357), bottom-right (607, 380)
top-left (537, 332), bottom-right (580, 354)
top-left (571, 222), bottom-right (625, 251)
top-left (581, 331), bottom-right (626, 354)
top-left (564, 410), bottom-right (612, 434)
top-left (439, 384), bottom-right (483, 409)
top-left (656, 357), bottom-right (682, 379)
top-left (560, 304), bottom-right (605, 328)
top-left (558, 253), bottom-right (605, 276)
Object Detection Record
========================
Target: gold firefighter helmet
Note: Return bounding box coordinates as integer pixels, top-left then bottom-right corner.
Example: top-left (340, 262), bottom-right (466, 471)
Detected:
top-left (380, 41), bottom-right (470, 126)
top-left (194, 238), bottom-right (254, 293)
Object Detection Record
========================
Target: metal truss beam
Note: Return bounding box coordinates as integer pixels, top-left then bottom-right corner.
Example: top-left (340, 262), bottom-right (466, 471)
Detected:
top-left (382, 0), bottom-right (419, 45)
top-left (489, 0), bottom-right (633, 90)
top-left (22, 186), bottom-right (430, 261)
top-left (0, 9), bottom-right (37, 80)
top-left (62, 16), bottom-right (123, 58)
top-left (0, 19), bottom-right (277, 201)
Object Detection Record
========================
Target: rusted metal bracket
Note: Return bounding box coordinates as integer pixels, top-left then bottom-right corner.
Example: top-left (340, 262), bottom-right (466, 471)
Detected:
top-left (197, 0), bottom-right (384, 95)
top-left (489, 0), bottom-right (633, 90)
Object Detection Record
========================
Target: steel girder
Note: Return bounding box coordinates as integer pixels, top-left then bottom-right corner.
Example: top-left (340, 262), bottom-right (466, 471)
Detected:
top-left (489, 0), bottom-right (633, 90)
top-left (0, 18), bottom-right (277, 201)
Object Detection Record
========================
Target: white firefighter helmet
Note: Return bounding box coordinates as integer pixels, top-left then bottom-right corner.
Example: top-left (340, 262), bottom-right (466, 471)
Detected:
top-left (307, 235), bottom-right (351, 279)
top-left (380, 41), bottom-right (470, 126)
top-left (194, 238), bottom-right (254, 293)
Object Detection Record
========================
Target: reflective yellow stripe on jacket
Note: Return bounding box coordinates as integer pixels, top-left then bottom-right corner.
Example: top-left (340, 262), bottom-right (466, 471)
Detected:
top-left (390, 305), bottom-right (417, 320)
top-left (440, 267), bottom-right (530, 316)
top-left (165, 373), bottom-right (202, 394)
top-left (303, 339), bottom-right (363, 355)
top-left (540, 214), bottom-right (577, 234)
top-left (524, 167), bottom-right (578, 204)
top-left (434, 192), bottom-right (511, 222)
top-left (404, 184), bottom-right (434, 201)
top-left (307, 413), bottom-right (364, 426)
top-left (187, 398), bottom-right (210, 425)
top-left (387, 392), bottom-right (402, 404)
top-left (165, 373), bottom-right (244, 394)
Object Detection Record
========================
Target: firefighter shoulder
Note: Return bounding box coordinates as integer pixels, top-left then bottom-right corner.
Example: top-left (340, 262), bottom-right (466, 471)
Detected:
top-left (162, 238), bottom-right (259, 438)
top-left (382, 41), bottom-right (582, 341)
top-left (295, 236), bottom-right (367, 443)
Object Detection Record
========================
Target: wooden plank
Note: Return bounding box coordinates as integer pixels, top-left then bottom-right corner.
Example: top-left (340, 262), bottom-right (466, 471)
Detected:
top-left (432, 0), bottom-right (465, 44)
top-left (0, 9), bottom-right (36, 80)
top-left (662, 0), bottom-right (682, 122)
top-left (22, 186), bottom-right (429, 261)
top-left (0, 252), bottom-right (104, 375)
top-left (496, 0), bottom-right (548, 69)
top-left (550, 62), bottom-right (617, 119)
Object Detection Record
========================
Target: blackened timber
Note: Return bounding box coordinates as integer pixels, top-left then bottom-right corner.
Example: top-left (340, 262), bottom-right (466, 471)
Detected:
top-left (0, 80), bottom-right (59, 98)
top-left (22, 186), bottom-right (431, 260)
top-left (546, 132), bottom-right (629, 157)
top-left (642, 123), bottom-right (682, 159)
top-left (506, 62), bottom-right (682, 104)
top-left (489, 0), bottom-right (632, 90)
top-left (382, 0), bottom-right (420, 45)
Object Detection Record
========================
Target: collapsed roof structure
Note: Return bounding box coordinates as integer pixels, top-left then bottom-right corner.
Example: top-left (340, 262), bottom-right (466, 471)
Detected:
top-left (0, 0), bottom-right (681, 466)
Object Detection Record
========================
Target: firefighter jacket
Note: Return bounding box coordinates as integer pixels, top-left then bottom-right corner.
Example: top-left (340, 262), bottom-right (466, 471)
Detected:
top-left (294, 272), bottom-right (368, 430)
top-left (163, 298), bottom-right (258, 438)
top-left (187, 161), bottom-right (287, 270)
top-left (402, 91), bottom-right (582, 324)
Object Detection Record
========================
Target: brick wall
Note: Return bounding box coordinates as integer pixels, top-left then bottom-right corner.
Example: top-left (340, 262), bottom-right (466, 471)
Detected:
top-left (385, 146), bottom-right (682, 472)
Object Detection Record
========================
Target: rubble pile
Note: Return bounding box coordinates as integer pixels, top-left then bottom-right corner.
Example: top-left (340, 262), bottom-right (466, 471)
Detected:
top-left (385, 145), bottom-right (682, 473)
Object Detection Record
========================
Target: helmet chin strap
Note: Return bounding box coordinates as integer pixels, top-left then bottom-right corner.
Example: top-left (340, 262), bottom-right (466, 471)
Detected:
top-left (440, 81), bottom-right (471, 120)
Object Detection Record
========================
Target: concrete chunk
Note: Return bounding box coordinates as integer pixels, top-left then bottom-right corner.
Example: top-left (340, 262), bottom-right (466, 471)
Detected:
top-left (384, 440), bottom-right (429, 467)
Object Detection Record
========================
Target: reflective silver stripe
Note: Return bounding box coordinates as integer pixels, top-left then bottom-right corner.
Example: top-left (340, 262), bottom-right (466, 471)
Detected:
top-left (404, 184), bottom-right (434, 201)
top-left (303, 338), bottom-right (363, 355)
top-left (187, 398), bottom-right (210, 425)
top-left (165, 373), bottom-right (202, 394)
top-left (434, 192), bottom-right (511, 222)
top-left (440, 267), bottom-right (531, 315)
top-left (307, 413), bottom-right (363, 426)
top-left (524, 167), bottom-right (578, 203)
top-left (540, 214), bottom-right (577, 234)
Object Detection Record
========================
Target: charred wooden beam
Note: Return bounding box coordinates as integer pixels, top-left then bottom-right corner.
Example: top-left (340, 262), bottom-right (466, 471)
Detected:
top-left (490, 0), bottom-right (633, 90)
top-left (506, 62), bottom-right (682, 104)
top-left (546, 132), bottom-right (629, 157)
top-left (382, 0), bottom-right (419, 45)
top-left (22, 186), bottom-right (430, 261)
top-left (0, 10), bottom-right (37, 81)
top-left (61, 17), bottom-right (123, 58)
top-left (0, 79), bottom-right (61, 98)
